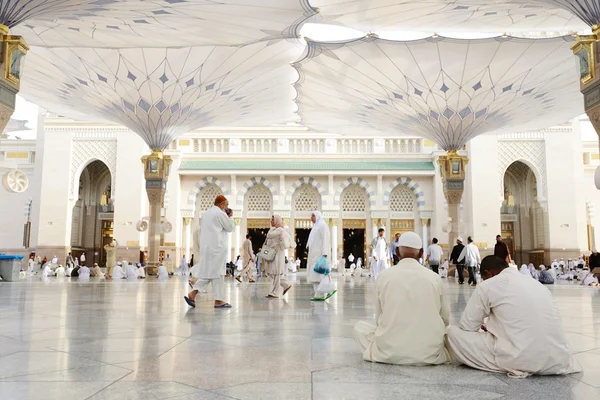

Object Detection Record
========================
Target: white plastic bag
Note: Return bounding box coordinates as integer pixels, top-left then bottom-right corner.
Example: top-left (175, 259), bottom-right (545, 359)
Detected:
top-left (317, 275), bottom-right (335, 295)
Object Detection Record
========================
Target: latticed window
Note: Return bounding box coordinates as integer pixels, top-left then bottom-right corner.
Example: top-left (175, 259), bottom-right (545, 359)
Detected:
top-left (342, 184), bottom-right (367, 212)
top-left (246, 184), bottom-right (273, 211)
top-left (197, 184), bottom-right (223, 213)
top-left (294, 184), bottom-right (320, 211)
top-left (390, 185), bottom-right (416, 212)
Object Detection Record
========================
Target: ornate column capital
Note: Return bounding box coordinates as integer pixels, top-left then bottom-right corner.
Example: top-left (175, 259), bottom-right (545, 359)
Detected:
top-left (183, 217), bottom-right (192, 226)
top-left (234, 217), bottom-right (242, 226)
top-left (421, 218), bottom-right (430, 227)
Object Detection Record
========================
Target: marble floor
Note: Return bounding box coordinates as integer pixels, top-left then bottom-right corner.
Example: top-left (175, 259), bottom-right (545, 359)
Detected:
top-left (0, 272), bottom-right (599, 400)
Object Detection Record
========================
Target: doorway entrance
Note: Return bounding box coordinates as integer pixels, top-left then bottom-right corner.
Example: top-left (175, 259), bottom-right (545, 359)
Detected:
top-left (294, 228), bottom-right (311, 269)
top-left (343, 228), bottom-right (365, 268)
top-left (501, 221), bottom-right (516, 263)
top-left (248, 227), bottom-right (270, 256)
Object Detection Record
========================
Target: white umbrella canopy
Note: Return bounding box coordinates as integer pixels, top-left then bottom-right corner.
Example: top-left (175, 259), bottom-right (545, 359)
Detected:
top-left (4, 0), bottom-right (317, 47)
top-left (293, 35), bottom-right (583, 150)
top-left (540, 0), bottom-right (600, 27)
top-left (20, 39), bottom-right (303, 150)
top-left (309, 0), bottom-right (587, 34)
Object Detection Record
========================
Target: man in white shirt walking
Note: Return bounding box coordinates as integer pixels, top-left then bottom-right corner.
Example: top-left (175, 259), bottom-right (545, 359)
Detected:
top-left (457, 236), bottom-right (481, 286)
top-left (354, 231), bottom-right (450, 365)
top-left (426, 238), bottom-right (444, 275)
top-left (370, 228), bottom-right (388, 278)
top-left (448, 255), bottom-right (581, 376)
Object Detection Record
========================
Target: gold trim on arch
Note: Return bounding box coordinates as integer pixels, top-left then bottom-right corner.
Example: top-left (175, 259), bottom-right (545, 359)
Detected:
top-left (342, 219), bottom-right (366, 229)
top-left (247, 219), bottom-right (270, 229)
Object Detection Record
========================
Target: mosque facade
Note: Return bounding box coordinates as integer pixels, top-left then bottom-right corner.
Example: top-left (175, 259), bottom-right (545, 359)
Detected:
top-left (1, 115), bottom-right (598, 268)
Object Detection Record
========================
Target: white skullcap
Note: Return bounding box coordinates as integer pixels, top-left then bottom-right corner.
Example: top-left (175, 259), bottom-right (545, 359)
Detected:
top-left (457, 237), bottom-right (463, 243)
top-left (117, 261), bottom-right (122, 266)
top-left (399, 232), bottom-right (423, 250)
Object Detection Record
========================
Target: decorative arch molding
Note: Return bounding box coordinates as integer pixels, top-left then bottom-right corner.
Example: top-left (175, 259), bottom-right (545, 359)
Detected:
top-left (187, 176), bottom-right (228, 212)
top-left (334, 177), bottom-right (375, 207)
top-left (238, 176), bottom-right (277, 206)
top-left (383, 177), bottom-right (426, 210)
top-left (285, 176), bottom-right (327, 206)
top-left (498, 140), bottom-right (547, 202)
top-left (71, 153), bottom-right (116, 201)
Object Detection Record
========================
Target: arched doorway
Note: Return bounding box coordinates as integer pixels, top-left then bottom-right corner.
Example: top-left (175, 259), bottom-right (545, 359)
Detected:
top-left (501, 161), bottom-right (546, 266)
top-left (388, 184), bottom-right (417, 236)
top-left (70, 160), bottom-right (113, 266)
top-left (341, 183), bottom-right (369, 268)
top-left (244, 183), bottom-right (273, 256)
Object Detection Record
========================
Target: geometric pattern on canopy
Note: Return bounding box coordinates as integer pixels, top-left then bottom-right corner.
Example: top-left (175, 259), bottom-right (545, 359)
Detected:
top-left (6, 0), bottom-right (317, 47)
top-left (293, 35), bottom-right (583, 150)
top-left (20, 39), bottom-right (303, 150)
top-left (544, 0), bottom-right (600, 27)
top-left (310, 0), bottom-right (586, 33)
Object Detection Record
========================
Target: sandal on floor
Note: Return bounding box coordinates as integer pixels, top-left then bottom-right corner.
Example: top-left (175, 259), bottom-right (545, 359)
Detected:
top-left (266, 294), bottom-right (278, 298)
top-left (311, 297), bottom-right (326, 302)
top-left (235, 276), bottom-right (242, 283)
top-left (214, 303), bottom-right (232, 308)
top-left (184, 296), bottom-right (196, 308)
top-left (325, 290), bottom-right (337, 300)
top-left (282, 286), bottom-right (292, 296)
top-left (249, 279), bottom-right (256, 283)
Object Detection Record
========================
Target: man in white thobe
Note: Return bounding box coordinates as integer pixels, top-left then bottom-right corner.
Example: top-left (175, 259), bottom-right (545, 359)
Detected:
top-left (354, 231), bottom-right (450, 365)
top-left (112, 262), bottom-right (126, 279)
top-left (371, 228), bottom-right (388, 278)
top-left (157, 264), bottom-right (169, 279)
top-left (78, 265), bottom-right (90, 279)
top-left (126, 262), bottom-right (139, 279)
top-left (51, 255), bottom-right (58, 265)
top-left (80, 253), bottom-right (86, 266)
top-left (27, 255), bottom-right (35, 275)
top-left (448, 255), bottom-right (581, 376)
top-left (180, 255), bottom-right (188, 276)
top-left (457, 236), bottom-right (481, 286)
top-left (185, 195), bottom-right (234, 308)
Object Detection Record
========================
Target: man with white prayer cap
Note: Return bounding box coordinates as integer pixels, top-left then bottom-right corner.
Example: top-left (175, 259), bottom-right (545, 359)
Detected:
top-left (90, 263), bottom-right (104, 278)
top-left (55, 264), bottom-right (66, 278)
top-left (137, 263), bottom-right (146, 279)
top-left (354, 231), bottom-right (450, 365)
top-left (157, 263), bottom-right (169, 279)
top-left (126, 262), bottom-right (139, 279)
top-left (448, 256), bottom-right (581, 376)
top-left (42, 263), bottom-right (53, 277)
top-left (112, 261), bottom-right (126, 279)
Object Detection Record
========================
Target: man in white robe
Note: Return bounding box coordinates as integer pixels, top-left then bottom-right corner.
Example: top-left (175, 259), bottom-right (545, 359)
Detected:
top-left (137, 263), bottom-right (146, 279)
top-left (448, 255), bottom-right (581, 376)
top-left (180, 255), bottom-right (188, 276)
top-left (66, 264), bottom-right (73, 277)
top-left (112, 262), bottom-right (126, 279)
top-left (157, 264), bottom-right (169, 279)
top-left (426, 238), bottom-right (444, 275)
top-left (185, 195), bottom-right (234, 308)
top-left (78, 265), bottom-right (90, 279)
top-left (55, 265), bottom-right (66, 278)
top-left (80, 253), bottom-right (86, 266)
top-left (126, 262), bottom-right (139, 279)
top-left (371, 228), bottom-right (388, 278)
top-left (354, 231), bottom-right (450, 365)
top-left (27, 255), bottom-right (35, 275)
top-left (51, 255), bottom-right (58, 265)
top-left (42, 263), bottom-right (53, 277)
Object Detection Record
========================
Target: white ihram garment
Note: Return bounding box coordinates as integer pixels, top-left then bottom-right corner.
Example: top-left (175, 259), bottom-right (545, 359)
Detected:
top-left (354, 258), bottom-right (449, 365)
top-left (448, 268), bottom-right (581, 376)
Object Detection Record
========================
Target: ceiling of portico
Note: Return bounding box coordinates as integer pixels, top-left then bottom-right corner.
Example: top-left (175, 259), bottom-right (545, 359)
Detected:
top-left (8, 0), bottom-right (591, 150)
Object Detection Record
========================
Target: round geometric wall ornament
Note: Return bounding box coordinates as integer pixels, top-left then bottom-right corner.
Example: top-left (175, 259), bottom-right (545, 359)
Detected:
top-left (2, 169), bottom-right (28, 193)
top-left (161, 221), bottom-right (173, 234)
top-left (136, 220), bottom-right (148, 232)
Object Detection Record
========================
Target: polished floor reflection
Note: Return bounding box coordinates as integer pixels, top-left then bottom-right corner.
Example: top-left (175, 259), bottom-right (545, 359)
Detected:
top-left (0, 273), bottom-right (599, 400)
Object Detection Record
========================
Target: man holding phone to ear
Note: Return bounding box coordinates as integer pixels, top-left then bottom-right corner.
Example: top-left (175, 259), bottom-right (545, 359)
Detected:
top-left (185, 195), bottom-right (234, 309)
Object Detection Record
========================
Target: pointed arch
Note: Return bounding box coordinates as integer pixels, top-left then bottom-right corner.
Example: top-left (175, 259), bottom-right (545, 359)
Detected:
top-left (237, 177), bottom-right (277, 206)
top-left (383, 177), bottom-right (425, 210)
top-left (285, 176), bottom-right (327, 206)
top-left (334, 177), bottom-right (375, 207)
top-left (187, 177), bottom-right (228, 213)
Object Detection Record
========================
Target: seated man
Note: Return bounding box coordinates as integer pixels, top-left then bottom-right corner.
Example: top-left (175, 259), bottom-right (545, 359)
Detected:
top-left (354, 231), bottom-right (449, 365)
top-left (448, 256), bottom-right (581, 376)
